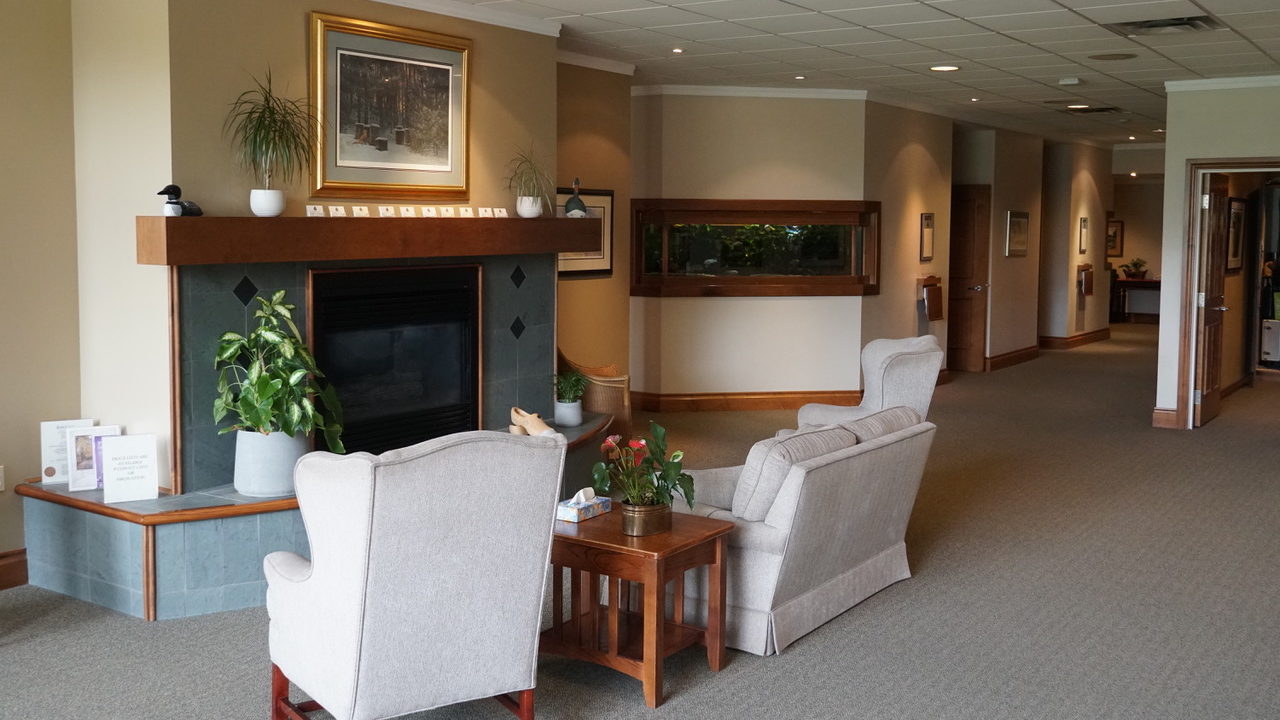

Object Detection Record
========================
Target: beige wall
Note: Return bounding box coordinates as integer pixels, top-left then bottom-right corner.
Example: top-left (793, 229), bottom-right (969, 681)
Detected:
top-left (1040, 142), bottom-right (1113, 339)
top-left (1112, 180), bottom-right (1164, 279)
top-left (0, 0), bottom-right (81, 551)
top-left (862, 102), bottom-right (952, 351)
top-left (953, 127), bottom-right (994, 186)
top-left (1112, 145), bottom-right (1165, 176)
top-left (72, 0), bottom-right (175, 488)
top-left (988, 130), bottom-right (1044, 357)
top-left (556, 63), bottom-right (632, 372)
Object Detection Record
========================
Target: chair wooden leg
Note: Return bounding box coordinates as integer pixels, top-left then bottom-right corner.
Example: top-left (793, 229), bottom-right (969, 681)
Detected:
top-left (495, 688), bottom-right (535, 720)
top-left (271, 664), bottom-right (321, 720)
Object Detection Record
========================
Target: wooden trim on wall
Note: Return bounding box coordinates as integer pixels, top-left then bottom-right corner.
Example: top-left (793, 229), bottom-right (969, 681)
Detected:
top-left (1221, 375), bottom-right (1249, 400)
top-left (168, 266), bottom-right (183, 495)
top-left (1038, 328), bottom-right (1111, 350)
top-left (1151, 408), bottom-right (1182, 429)
top-left (984, 346), bottom-right (1038, 372)
top-left (632, 390), bottom-right (861, 413)
top-left (15, 478), bottom-right (298, 526)
top-left (143, 526), bottom-right (156, 621)
top-left (0, 548), bottom-right (28, 591)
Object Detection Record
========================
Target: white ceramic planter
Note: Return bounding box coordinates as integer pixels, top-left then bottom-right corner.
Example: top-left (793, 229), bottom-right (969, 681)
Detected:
top-left (250, 188), bottom-right (286, 217)
top-left (233, 430), bottom-right (310, 497)
top-left (554, 400), bottom-right (583, 428)
top-left (515, 196), bottom-right (543, 218)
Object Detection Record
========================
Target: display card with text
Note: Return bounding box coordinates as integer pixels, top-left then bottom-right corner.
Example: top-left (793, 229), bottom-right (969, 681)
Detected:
top-left (40, 419), bottom-right (95, 483)
top-left (100, 434), bottom-right (160, 503)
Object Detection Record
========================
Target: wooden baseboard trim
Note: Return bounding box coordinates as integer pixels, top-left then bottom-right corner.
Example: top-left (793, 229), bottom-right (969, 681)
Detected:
top-left (984, 345), bottom-right (1038, 372)
top-left (1151, 408), bottom-right (1181, 429)
top-left (1128, 313), bottom-right (1159, 324)
top-left (632, 390), bottom-right (861, 413)
top-left (1039, 328), bottom-right (1111, 350)
top-left (0, 548), bottom-right (28, 590)
top-left (936, 368), bottom-right (952, 385)
top-left (1221, 376), bottom-right (1249, 399)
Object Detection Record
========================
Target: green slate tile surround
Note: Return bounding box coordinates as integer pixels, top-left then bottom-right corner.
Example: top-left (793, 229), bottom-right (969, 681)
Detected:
top-left (179, 255), bottom-right (556, 493)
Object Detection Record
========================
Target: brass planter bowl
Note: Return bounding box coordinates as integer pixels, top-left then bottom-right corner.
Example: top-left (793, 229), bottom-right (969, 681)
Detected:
top-left (620, 502), bottom-right (671, 536)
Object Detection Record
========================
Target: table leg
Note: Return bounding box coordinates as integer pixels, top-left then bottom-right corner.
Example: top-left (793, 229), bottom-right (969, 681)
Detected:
top-left (570, 570), bottom-right (583, 645)
top-left (608, 576), bottom-right (620, 656)
top-left (587, 572), bottom-right (601, 650)
top-left (706, 536), bottom-right (727, 672)
top-left (673, 574), bottom-right (685, 624)
top-left (552, 564), bottom-right (564, 638)
top-left (642, 561), bottom-right (665, 708)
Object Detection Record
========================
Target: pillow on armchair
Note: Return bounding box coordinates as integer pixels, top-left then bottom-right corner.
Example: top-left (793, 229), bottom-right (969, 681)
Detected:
top-left (731, 424), bottom-right (858, 521)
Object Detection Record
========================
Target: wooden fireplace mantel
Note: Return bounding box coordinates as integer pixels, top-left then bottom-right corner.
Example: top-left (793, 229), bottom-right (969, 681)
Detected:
top-left (136, 215), bottom-right (601, 266)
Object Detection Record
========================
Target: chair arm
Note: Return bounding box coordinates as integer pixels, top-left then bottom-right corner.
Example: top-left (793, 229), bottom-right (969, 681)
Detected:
top-left (796, 402), bottom-right (876, 426)
top-left (687, 465), bottom-right (742, 511)
top-left (264, 551), bottom-right (312, 585)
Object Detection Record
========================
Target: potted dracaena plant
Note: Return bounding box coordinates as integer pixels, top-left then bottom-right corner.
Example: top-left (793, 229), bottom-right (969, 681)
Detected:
top-left (224, 70), bottom-right (315, 217)
top-left (214, 290), bottom-right (344, 497)
top-left (592, 421), bottom-right (694, 536)
top-left (1119, 257), bottom-right (1148, 279)
top-left (554, 368), bottom-right (588, 428)
top-left (505, 148), bottom-right (554, 218)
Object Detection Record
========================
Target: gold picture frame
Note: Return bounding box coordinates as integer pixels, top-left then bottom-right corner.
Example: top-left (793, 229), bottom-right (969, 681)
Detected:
top-left (311, 12), bottom-right (471, 200)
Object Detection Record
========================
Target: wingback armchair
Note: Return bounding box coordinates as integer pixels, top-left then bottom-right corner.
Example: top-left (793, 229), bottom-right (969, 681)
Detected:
top-left (672, 407), bottom-right (935, 656)
top-left (797, 335), bottom-right (944, 426)
top-left (558, 350), bottom-right (631, 440)
top-left (265, 431), bottom-right (566, 720)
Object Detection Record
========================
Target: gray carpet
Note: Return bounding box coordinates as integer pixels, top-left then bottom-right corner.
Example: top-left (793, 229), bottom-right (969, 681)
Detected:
top-left (4, 324), bottom-right (1279, 719)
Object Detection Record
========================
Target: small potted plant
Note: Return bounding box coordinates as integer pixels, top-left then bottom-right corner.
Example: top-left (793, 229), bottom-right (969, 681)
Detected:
top-left (224, 70), bottom-right (315, 217)
top-left (505, 148), bottom-right (553, 218)
top-left (554, 368), bottom-right (588, 427)
top-left (1120, 257), bottom-right (1148, 279)
top-left (592, 421), bottom-right (694, 536)
top-left (214, 290), bottom-right (344, 497)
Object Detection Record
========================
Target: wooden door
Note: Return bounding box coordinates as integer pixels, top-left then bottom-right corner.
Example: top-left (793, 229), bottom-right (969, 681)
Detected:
top-left (948, 185), bottom-right (991, 372)
top-left (1194, 173), bottom-right (1229, 426)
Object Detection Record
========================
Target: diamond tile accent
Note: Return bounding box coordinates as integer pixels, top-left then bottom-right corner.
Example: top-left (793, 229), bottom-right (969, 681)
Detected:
top-left (233, 276), bottom-right (258, 307)
top-left (510, 265), bottom-right (526, 288)
top-left (510, 316), bottom-right (526, 340)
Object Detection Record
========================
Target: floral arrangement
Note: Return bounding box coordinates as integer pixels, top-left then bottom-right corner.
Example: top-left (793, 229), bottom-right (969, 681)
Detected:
top-left (592, 421), bottom-right (694, 508)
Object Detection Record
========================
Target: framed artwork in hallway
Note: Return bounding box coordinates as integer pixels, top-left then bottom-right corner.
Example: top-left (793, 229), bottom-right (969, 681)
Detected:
top-left (1227, 198), bottom-right (1245, 274)
top-left (1106, 220), bottom-right (1124, 258)
top-left (1079, 217), bottom-right (1089, 254)
top-left (1005, 211), bottom-right (1028, 257)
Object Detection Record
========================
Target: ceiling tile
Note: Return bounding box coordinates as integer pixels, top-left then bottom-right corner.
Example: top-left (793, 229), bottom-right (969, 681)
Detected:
top-left (1196, 0), bottom-right (1280, 12)
top-left (910, 33), bottom-right (1027, 50)
top-left (477, 1), bottom-right (575, 19)
top-left (560, 15), bottom-right (635, 32)
top-left (824, 4), bottom-right (954, 25)
top-left (968, 10), bottom-right (1090, 32)
top-left (1220, 10), bottom-right (1280, 28)
top-left (734, 12), bottom-right (854, 33)
top-left (679, 0), bottom-right (815, 20)
top-left (846, 39), bottom-right (932, 56)
top-left (1071, 0), bottom-right (1203, 25)
top-left (926, 0), bottom-right (1062, 15)
top-left (810, 54), bottom-right (899, 69)
top-left (1154, 40), bottom-right (1259, 57)
top-left (869, 19), bottom-right (992, 39)
top-left (703, 33), bottom-right (812, 50)
top-left (781, 26), bottom-right (899, 45)
top-left (590, 5), bottom-right (713, 25)
top-left (872, 49), bottom-right (969, 64)
top-left (1005, 25), bottom-right (1123, 43)
top-left (532, 0), bottom-right (656, 13)
top-left (1131, 29), bottom-right (1243, 47)
top-left (951, 45), bottom-right (1061, 60)
top-left (750, 45), bottom-right (861, 61)
top-left (653, 20), bottom-right (761, 40)
top-left (1034, 37), bottom-right (1147, 54)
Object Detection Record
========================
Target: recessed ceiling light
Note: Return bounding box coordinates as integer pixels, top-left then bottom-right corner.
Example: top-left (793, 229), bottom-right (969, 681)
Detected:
top-left (970, 98), bottom-right (979, 102)
top-left (1088, 53), bottom-right (1139, 61)
top-left (930, 65), bottom-right (960, 72)
top-left (1067, 104), bottom-right (1090, 109)
top-left (1130, 172), bottom-right (1138, 177)
top-left (795, 75), bottom-right (806, 80)
top-left (1128, 136), bottom-right (1136, 140)
top-left (672, 48), bottom-right (683, 54)
top-left (1154, 128), bottom-right (1165, 133)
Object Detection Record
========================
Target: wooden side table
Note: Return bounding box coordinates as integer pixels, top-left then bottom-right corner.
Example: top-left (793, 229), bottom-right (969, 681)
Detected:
top-left (540, 511), bottom-right (734, 707)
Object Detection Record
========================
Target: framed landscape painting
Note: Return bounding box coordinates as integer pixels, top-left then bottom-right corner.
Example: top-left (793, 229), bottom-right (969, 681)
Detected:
top-left (311, 13), bottom-right (470, 200)
top-left (1106, 220), bottom-right (1124, 258)
top-left (556, 188), bottom-right (613, 275)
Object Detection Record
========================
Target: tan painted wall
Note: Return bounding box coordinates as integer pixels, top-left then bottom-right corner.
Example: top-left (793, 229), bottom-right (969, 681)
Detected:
top-left (556, 63), bottom-right (631, 372)
top-left (0, 0), bottom-right (81, 551)
top-left (988, 130), bottom-right (1044, 357)
top-left (72, 0), bottom-right (175, 489)
top-left (952, 127), bottom-right (994, 186)
top-left (1112, 180), bottom-right (1164, 279)
top-left (1112, 145), bottom-right (1165, 176)
top-left (862, 102), bottom-right (952, 352)
top-left (1040, 142), bottom-right (1113, 339)
top-left (1158, 83), bottom-right (1280, 411)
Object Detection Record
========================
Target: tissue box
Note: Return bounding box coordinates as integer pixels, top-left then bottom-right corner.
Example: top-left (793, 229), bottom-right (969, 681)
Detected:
top-left (556, 495), bottom-right (612, 522)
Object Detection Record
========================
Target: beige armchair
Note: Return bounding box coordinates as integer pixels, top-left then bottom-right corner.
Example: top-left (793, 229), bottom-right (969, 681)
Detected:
top-left (265, 431), bottom-right (566, 720)
top-left (673, 407), bottom-right (935, 655)
top-left (558, 350), bottom-right (631, 440)
top-left (798, 335), bottom-right (944, 426)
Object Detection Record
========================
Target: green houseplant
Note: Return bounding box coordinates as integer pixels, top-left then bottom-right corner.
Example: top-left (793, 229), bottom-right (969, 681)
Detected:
top-left (592, 421), bottom-right (694, 536)
top-left (1120, 257), bottom-right (1148, 279)
top-left (505, 148), bottom-right (554, 218)
top-left (214, 290), bottom-right (344, 496)
top-left (554, 368), bottom-right (588, 427)
top-left (224, 70), bottom-right (315, 217)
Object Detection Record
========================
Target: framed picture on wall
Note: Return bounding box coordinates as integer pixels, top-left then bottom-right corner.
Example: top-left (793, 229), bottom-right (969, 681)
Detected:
top-left (920, 213), bottom-right (935, 262)
top-left (1227, 197), bottom-right (1246, 273)
top-left (1106, 220), bottom-right (1124, 258)
top-left (555, 188), bottom-right (614, 275)
top-left (1078, 217), bottom-right (1089, 254)
top-left (1005, 211), bottom-right (1029, 257)
top-left (310, 12), bottom-right (471, 200)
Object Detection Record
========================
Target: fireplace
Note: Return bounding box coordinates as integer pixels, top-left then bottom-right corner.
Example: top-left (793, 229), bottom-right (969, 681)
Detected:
top-left (310, 266), bottom-right (480, 455)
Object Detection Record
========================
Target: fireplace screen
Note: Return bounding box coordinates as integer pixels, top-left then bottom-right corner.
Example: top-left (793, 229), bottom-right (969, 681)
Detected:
top-left (311, 266), bottom-right (480, 454)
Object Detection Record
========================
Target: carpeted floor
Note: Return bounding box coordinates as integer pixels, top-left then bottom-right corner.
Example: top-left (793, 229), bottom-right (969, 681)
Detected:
top-left (3, 324), bottom-right (1278, 719)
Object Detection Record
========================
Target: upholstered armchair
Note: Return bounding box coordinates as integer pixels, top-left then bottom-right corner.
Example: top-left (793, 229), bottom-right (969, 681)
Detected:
top-left (265, 431), bottom-right (566, 720)
top-left (672, 407), bottom-right (936, 656)
top-left (797, 335), bottom-right (944, 426)
top-left (558, 350), bottom-right (631, 440)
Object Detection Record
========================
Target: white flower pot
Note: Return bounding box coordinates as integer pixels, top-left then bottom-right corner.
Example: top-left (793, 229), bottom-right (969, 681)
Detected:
top-left (250, 188), bottom-right (286, 217)
top-left (515, 196), bottom-right (543, 218)
top-left (233, 430), bottom-right (309, 497)
top-left (554, 400), bottom-right (583, 428)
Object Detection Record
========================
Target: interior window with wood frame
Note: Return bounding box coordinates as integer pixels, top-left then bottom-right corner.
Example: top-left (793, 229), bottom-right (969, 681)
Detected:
top-left (632, 199), bottom-right (880, 297)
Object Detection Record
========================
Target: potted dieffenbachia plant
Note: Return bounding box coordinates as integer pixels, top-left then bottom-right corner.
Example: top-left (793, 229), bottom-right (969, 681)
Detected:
top-left (554, 368), bottom-right (588, 427)
top-left (214, 290), bottom-right (343, 496)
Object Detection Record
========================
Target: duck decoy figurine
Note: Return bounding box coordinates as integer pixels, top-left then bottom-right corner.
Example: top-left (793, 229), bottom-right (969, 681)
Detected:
top-left (564, 177), bottom-right (588, 218)
top-left (158, 184), bottom-right (203, 217)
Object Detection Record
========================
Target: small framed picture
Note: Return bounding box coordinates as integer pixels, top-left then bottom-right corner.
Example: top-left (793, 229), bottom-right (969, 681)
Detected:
top-left (351, 206), bottom-right (370, 218)
top-left (919, 213), bottom-right (935, 262)
top-left (328, 206), bottom-right (347, 217)
top-left (421, 207), bottom-right (438, 218)
top-left (494, 208), bottom-right (509, 218)
top-left (458, 207), bottom-right (474, 218)
top-left (399, 206), bottom-right (417, 218)
top-left (1006, 211), bottom-right (1029, 257)
top-left (378, 206), bottom-right (396, 218)
top-left (1105, 220), bottom-right (1124, 257)
top-left (478, 207), bottom-right (494, 218)
top-left (439, 206), bottom-right (456, 217)
top-left (1227, 197), bottom-right (1246, 273)
top-left (1078, 217), bottom-right (1089, 254)
top-left (306, 205), bottom-right (325, 217)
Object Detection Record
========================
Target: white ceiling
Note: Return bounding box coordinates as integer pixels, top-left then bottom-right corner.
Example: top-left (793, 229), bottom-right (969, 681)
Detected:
top-left (454, 0), bottom-right (1280, 144)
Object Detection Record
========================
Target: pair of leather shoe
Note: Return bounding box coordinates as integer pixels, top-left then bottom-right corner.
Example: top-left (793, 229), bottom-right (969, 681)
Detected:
top-left (509, 407), bottom-right (553, 436)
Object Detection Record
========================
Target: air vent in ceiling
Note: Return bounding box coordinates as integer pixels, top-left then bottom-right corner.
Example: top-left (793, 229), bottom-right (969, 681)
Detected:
top-left (1103, 16), bottom-right (1224, 37)
top-left (1062, 106), bottom-right (1122, 114)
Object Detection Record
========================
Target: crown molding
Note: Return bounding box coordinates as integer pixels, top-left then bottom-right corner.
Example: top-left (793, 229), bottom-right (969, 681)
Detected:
top-left (374, 0), bottom-right (561, 37)
top-left (631, 85), bottom-right (867, 100)
top-left (1114, 143), bottom-right (1165, 151)
top-left (1166, 75), bottom-right (1280, 92)
top-left (557, 51), bottom-right (635, 76)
